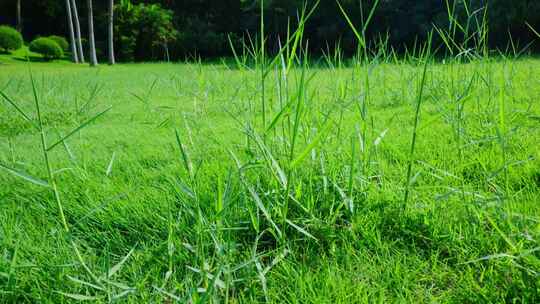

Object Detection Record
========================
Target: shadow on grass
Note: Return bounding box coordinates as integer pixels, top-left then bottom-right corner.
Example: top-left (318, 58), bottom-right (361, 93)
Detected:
top-left (8, 53), bottom-right (76, 64)
top-left (11, 55), bottom-right (50, 63)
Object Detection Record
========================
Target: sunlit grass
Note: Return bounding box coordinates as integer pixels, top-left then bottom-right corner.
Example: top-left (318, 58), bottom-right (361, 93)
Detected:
top-left (0, 53), bottom-right (538, 302)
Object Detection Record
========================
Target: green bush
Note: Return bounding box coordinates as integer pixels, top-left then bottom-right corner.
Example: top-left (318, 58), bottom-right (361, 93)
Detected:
top-left (0, 25), bottom-right (23, 53)
top-left (48, 35), bottom-right (69, 51)
top-left (29, 37), bottom-right (63, 60)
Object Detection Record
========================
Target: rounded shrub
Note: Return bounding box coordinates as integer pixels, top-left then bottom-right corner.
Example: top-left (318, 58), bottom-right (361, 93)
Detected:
top-left (48, 35), bottom-right (69, 51)
top-left (0, 25), bottom-right (23, 53)
top-left (29, 38), bottom-right (63, 60)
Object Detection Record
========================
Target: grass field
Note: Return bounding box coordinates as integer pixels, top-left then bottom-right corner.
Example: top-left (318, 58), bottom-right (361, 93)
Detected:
top-left (1, 51), bottom-right (539, 303)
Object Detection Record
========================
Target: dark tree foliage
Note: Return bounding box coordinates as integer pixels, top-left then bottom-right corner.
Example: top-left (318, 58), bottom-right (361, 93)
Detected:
top-left (114, 1), bottom-right (177, 61)
top-left (486, 0), bottom-right (540, 47)
top-left (0, 0), bottom-right (538, 61)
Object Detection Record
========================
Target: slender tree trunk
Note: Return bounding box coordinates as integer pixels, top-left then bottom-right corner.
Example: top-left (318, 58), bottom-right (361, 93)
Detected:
top-left (70, 0), bottom-right (85, 63)
top-left (108, 0), bottom-right (115, 65)
top-left (164, 42), bottom-right (170, 62)
top-left (16, 0), bottom-right (22, 32)
top-left (65, 0), bottom-right (79, 63)
top-left (87, 0), bottom-right (98, 66)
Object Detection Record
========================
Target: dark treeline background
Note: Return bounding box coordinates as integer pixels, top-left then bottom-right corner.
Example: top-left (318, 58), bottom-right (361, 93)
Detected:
top-left (1, 0), bottom-right (539, 61)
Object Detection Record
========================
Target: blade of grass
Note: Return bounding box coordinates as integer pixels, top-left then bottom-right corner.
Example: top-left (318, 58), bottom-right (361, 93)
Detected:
top-left (403, 55), bottom-right (430, 209)
top-left (230, 151), bottom-right (282, 238)
top-left (174, 129), bottom-right (194, 179)
top-left (285, 219), bottom-right (317, 241)
top-left (290, 119), bottom-right (332, 168)
top-left (336, 0), bottom-right (365, 49)
top-left (0, 90), bottom-right (38, 129)
top-left (46, 107), bottom-right (112, 151)
top-left (0, 163), bottom-right (50, 187)
top-left (56, 292), bottom-right (103, 301)
top-left (105, 152), bottom-right (116, 176)
top-left (102, 246), bottom-right (136, 279)
top-left (526, 22), bottom-right (540, 39)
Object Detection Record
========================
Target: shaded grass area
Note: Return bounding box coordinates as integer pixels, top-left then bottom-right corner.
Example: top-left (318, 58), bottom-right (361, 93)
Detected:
top-left (0, 47), bottom-right (75, 65)
top-left (0, 57), bottom-right (539, 302)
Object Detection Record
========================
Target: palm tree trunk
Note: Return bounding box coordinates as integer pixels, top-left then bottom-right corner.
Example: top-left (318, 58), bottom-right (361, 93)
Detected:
top-left (108, 0), bottom-right (115, 65)
top-left (87, 0), bottom-right (98, 66)
top-left (70, 0), bottom-right (85, 63)
top-left (65, 0), bottom-right (79, 63)
top-left (16, 0), bottom-right (22, 32)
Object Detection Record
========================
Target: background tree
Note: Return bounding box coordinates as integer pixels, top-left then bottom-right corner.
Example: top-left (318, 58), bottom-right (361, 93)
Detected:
top-left (65, 0), bottom-right (79, 62)
top-left (114, 2), bottom-right (176, 61)
top-left (87, 0), bottom-right (98, 66)
top-left (16, 0), bottom-right (22, 32)
top-left (70, 0), bottom-right (85, 63)
top-left (108, 0), bottom-right (115, 64)
top-left (1, 0), bottom-right (539, 61)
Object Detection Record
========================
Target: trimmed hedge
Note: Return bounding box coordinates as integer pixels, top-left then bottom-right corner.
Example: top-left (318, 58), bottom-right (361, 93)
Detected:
top-left (29, 37), bottom-right (63, 60)
top-left (48, 35), bottom-right (69, 51)
top-left (0, 25), bottom-right (23, 52)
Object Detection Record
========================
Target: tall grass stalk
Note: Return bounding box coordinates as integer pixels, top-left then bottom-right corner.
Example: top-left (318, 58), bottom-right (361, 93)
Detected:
top-left (403, 41), bottom-right (431, 209)
top-left (30, 73), bottom-right (70, 232)
top-left (260, 0), bottom-right (267, 133)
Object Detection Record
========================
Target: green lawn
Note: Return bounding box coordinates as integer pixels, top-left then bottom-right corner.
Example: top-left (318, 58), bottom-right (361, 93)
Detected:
top-left (0, 54), bottom-right (539, 303)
